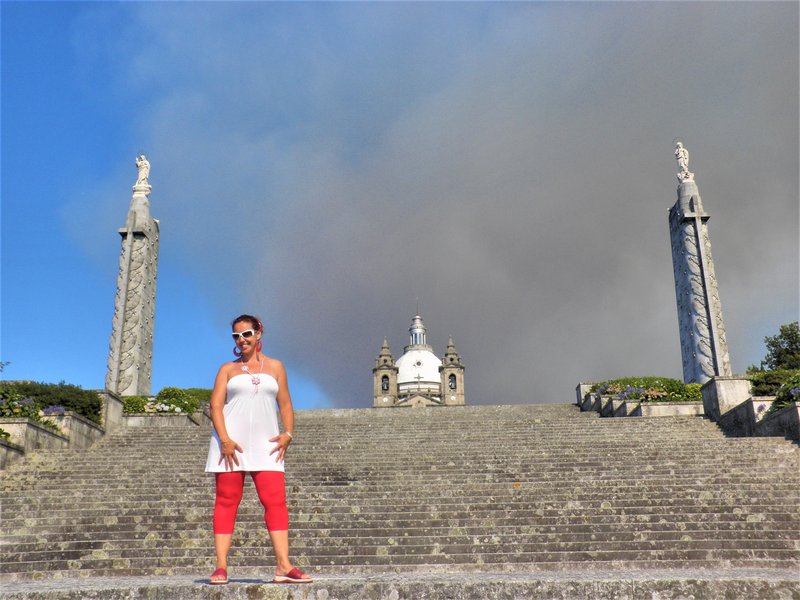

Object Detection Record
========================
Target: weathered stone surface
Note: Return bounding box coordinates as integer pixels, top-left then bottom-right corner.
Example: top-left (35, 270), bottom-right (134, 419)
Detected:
top-left (0, 439), bottom-right (24, 469)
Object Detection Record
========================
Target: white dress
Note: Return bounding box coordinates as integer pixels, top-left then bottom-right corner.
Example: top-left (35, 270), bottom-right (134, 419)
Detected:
top-left (205, 372), bottom-right (285, 473)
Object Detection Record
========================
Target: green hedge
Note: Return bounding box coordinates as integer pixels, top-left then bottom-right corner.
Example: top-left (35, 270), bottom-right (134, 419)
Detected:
top-left (590, 377), bottom-right (701, 402)
top-left (748, 369), bottom-right (800, 397)
top-left (122, 396), bottom-right (149, 414)
top-left (0, 381), bottom-right (101, 424)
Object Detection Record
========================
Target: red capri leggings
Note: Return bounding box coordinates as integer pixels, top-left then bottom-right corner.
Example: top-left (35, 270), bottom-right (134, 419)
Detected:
top-left (213, 471), bottom-right (289, 534)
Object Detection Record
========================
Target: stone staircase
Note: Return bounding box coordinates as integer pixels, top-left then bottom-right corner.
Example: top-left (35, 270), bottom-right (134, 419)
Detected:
top-left (1, 404), bottom-right (799, 598)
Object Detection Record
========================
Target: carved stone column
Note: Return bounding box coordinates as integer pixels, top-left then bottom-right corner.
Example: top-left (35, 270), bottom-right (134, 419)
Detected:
top-left (105, 158), bottom-right (159, 396)
top-left (668, 177), bottom-right (731, 384)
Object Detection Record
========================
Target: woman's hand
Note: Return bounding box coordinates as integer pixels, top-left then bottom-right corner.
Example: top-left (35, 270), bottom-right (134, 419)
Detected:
top-left (269, 433), bottom-right (292, 463)
top-left (218, 438), bottom-right (243, 471)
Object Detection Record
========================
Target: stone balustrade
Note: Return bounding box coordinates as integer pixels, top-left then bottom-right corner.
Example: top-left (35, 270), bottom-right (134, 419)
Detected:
top-left (576, 378), bottom-right (799, 441)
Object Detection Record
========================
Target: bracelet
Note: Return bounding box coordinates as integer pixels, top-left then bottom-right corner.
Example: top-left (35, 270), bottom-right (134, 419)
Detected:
top-left (285, 431), bottom-right (293, 440)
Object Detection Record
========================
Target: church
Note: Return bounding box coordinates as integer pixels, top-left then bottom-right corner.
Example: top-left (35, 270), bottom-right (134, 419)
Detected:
top-left (373, 314), bottom-right (465, 407)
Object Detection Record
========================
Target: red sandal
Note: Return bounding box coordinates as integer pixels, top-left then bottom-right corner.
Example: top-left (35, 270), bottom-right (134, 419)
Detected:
top-left (273, 567), bottom-right (312, 583)
top-left (209, 567), bottom-right (228, 585)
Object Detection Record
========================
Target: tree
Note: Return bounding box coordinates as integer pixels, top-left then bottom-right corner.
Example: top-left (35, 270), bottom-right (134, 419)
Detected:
top-left (763, 321), bottom-right (800, 371)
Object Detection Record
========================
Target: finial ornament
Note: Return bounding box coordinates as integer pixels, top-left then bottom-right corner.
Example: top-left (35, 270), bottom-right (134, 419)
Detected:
top-left (675, 142), bottom-right (694, 182)
top-left (134, 154), bottom-right (151, 190)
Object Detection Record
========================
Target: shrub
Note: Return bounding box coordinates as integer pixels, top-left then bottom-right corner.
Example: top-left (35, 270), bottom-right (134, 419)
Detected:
top-left (0, 384), bottom-right (62, 434)
top-left (0, 428), bottom-right (9, 442)
top-left (155, 387), bottom-right (200, 414)
top-left (182, 388), bottom-right (212, 407)
top-left (590, 377), bottom-right (700, 402)
top-left (0, 381), bottom-right (102, 423)
top-left (123, 396), bottom-right (149, 414)
top-left (0, 390), bottom-right (39, 420)
top-left (768, 373), bottom-right (800, 415)
top-left (748, 369), bottom-right (800, 397)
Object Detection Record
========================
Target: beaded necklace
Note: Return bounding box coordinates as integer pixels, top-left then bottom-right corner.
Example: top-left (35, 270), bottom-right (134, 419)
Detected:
top-left (240, 355), bottom-right (264, 392)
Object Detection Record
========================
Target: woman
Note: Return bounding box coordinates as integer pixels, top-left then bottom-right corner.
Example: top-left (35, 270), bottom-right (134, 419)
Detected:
top-left (205, 314), bottom-right (312, 585)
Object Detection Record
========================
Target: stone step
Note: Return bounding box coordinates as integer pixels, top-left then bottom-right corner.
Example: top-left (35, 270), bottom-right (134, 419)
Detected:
top-left (7, 465), bottom-right (798, 482)
top-left (8, 526), bottom-right (796, 550)
top-left (0, 540), bottom-right (798, 573)
top-left (6, 491), bottom-right (797, 512)
top-left (5, 502), bottom-right (799, 525)
top-left (3, 403), bottom-right (797, 589)
top-left (7, 520), bottom-right (794, 547)
top-left (3, 571), bottom-right (799, 600)
top-left (7, 514), bottom-right (798, 537)
top-left (2, 548), bottom-right (797, 581)
top-left (10, 453), bottom-right (796, 471)
top-left (4, 548), bottom-right (798, 576)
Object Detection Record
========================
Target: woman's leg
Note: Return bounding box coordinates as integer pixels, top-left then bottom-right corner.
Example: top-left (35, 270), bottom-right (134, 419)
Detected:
top-left (252, 471), bottom-right (307, 578)
top-left (214, 471), bottom-right (245, 572)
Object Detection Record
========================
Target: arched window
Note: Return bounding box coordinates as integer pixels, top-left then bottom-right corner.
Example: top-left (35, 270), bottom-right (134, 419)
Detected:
top-left (448, 374), bottom-right (457, 390)
top-left (382, 375), bottom-right (390, 391)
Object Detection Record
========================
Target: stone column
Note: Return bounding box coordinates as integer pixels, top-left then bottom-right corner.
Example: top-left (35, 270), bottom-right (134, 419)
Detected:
top-left (105, 156), bottom-right (159, 396)
top-left (668, 152), bottom-right (731, 384)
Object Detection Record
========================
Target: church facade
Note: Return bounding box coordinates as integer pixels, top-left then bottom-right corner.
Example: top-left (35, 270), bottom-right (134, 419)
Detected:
top-left (373, 314), bottom-right (465, 408)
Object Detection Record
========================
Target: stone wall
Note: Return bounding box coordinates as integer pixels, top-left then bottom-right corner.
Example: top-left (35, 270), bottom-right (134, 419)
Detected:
top-left (42, 412), bottom-right (105, 449)
top-left (0, 418), bottom-right (69, 452)
top-left (123, 413), bottom-right (206, 427)
top-left (756, 404), bottom-right (800, 440)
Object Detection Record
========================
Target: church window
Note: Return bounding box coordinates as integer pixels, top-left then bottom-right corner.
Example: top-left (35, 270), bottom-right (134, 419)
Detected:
top-left (382, 376), bottom-right (389, 391)
top-left (449, 374), bottom-right (457, 390)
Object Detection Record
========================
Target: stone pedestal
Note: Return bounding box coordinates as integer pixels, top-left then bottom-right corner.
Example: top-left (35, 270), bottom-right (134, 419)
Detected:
top-left (575, 383), bottom-right (593, 405)
top-left (99, 390), bottom-right (125, 432)
top-left (669, 179), bottom-right (731, 384)
top-left (701, 376), bottom-right (752, 422)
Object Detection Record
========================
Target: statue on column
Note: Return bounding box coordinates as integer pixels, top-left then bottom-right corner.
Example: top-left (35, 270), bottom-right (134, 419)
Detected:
top-left (675, 142), bottom-right (694, 182)
top-left (135, 154), bottom-right (151, 187)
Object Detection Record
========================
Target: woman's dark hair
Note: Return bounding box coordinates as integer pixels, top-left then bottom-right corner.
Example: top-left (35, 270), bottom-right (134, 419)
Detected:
top-left (231, 314), bottom-right (263, 332)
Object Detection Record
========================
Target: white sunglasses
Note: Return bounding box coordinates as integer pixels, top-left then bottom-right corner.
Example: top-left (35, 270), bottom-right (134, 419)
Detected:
top-left (231, 329), bottom-right (257, 341)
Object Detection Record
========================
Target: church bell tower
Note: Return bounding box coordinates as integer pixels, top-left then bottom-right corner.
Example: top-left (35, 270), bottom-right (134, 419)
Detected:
top-left (372, 337), bottom-right (398, 407)
top-left (439, 336), bottom-right (465, 406)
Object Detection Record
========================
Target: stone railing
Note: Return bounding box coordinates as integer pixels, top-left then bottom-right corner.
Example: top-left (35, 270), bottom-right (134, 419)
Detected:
top-left (576, 378), bottom-right (799, 441)
top-left (0, 418), bottom-right (70, 457)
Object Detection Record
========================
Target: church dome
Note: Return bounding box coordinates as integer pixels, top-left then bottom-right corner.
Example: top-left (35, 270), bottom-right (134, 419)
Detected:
top-left (395, 314), bottom-right (442, 395)
top-left (396, 349), bottom-right (443, 389)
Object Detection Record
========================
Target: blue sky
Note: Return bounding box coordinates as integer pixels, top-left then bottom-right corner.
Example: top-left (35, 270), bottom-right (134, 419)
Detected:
top-left (2, 2), bottom-right (798, 409)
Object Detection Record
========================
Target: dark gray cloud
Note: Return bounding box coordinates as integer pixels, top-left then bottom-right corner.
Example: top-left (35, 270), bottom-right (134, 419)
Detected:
top-left (67, 2), bottom-right (798, 406)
